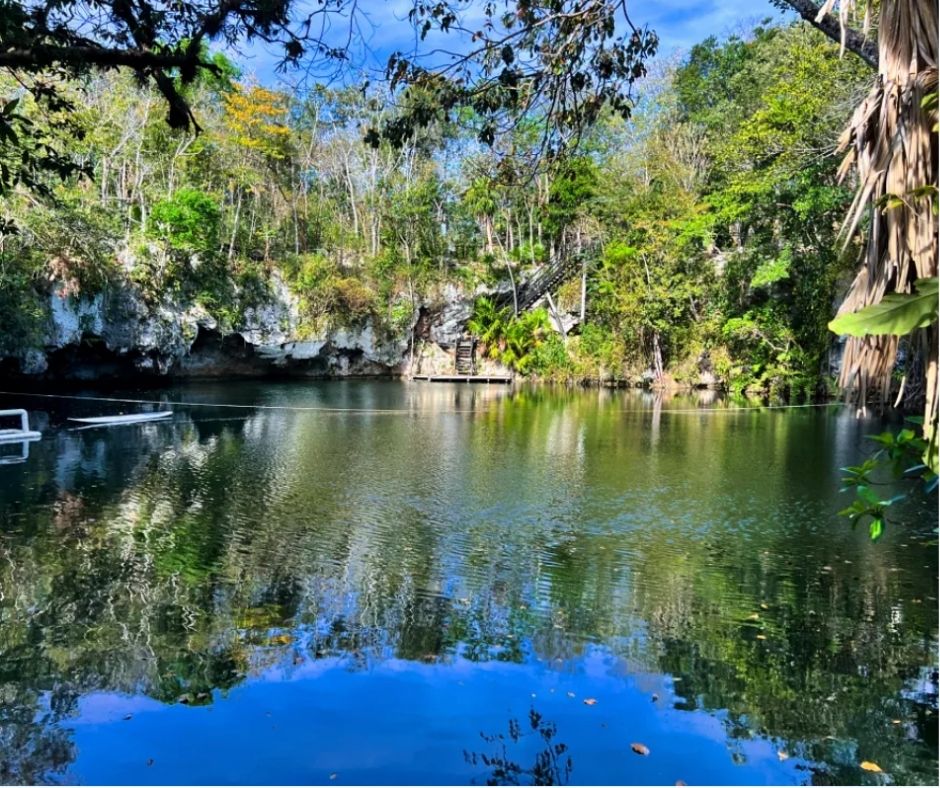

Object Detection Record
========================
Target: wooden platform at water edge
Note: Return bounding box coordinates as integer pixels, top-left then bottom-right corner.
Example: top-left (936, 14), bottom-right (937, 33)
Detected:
top-left (412, 374), bottom-right (512, 384)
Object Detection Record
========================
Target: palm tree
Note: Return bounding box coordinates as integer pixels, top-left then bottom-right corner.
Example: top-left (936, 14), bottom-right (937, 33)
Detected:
top-left (806, 0), bottom-right (938, 458)
top-left (468, 297), bottom-right (510, 349)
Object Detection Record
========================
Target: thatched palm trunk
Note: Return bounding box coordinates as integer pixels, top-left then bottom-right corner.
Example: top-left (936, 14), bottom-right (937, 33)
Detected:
top-left (831, 0), bottom-right (938, 434)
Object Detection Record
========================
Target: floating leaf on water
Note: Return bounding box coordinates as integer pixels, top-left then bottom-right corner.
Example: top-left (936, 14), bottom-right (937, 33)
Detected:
top-left (630, 743), bottom-right (650, 756)
top-left (583, 698), bottom-right (598, 706)
top-left (860, 761), bottom-right (882, 773)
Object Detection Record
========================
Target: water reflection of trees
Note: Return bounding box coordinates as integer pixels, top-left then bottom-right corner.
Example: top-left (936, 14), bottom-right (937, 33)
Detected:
top-left (0, 391), bottom-right (936, 783)
top-left (465, 708), bottom-right (573, 786)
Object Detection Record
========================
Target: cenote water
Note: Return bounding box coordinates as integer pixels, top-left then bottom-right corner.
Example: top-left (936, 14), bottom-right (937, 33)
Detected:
top-left (0, 381), bottom-right (937, 786)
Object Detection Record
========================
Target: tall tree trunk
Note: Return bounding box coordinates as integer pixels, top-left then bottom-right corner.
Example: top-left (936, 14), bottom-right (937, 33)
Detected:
top-left (528, 205), bottom-right (535, 263)
top-left (507, 261), bottom-right (518, 317)
top-left (642, 256), bottom-right (665, 382)
top-left (652, 331), bottom-right (665, 383)
top-left (577, 226), bottom-right (586, 322)
top-left (343, 154), bottom-right (359, 239)
top-left (580, 259), bottom-right (587, 323)
top-left (228, 189), bottom-right (242, 261)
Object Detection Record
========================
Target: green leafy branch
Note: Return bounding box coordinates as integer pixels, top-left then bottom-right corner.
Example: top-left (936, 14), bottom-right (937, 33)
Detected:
top-left (828, 276), bottom-right (939, 476)
top-left (828, 277), bottom-right (938, 338)
top-left (837, 421), bottom-right (937, 541)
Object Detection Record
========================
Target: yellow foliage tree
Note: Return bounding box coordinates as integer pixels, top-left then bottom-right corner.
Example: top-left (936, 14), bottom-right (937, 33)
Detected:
top-left (223, 85), bottom-right (292, 160)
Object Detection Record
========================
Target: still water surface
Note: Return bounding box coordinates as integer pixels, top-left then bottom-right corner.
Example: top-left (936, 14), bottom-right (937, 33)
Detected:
top-left (0, 381), bottom-right (937, 785)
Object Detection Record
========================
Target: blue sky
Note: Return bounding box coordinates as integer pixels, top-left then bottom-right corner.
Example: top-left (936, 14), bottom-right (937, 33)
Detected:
top-left (234, 0), bottom-right (794, 87)
top-left (638, 0), bottom-right (791, 52)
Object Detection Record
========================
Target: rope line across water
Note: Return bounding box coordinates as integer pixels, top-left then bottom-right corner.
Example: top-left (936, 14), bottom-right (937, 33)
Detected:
top-left (0, 390), bottom-right (455, 415)
top-left (0, 390), bottom-right (841, 417)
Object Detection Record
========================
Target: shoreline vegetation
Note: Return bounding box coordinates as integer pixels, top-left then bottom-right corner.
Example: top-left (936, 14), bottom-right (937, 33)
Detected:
top-left (0, 366), bottom-right (834, 406)
top-left (0, 18), bottom-right (922, 410)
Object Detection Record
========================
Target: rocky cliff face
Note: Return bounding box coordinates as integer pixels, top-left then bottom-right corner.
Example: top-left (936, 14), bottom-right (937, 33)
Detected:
top-left (3, 276), bottom-right (501, 383)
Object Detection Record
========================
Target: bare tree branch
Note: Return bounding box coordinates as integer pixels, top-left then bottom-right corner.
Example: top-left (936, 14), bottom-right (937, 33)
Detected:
top-left (779, 0), bottom-right (878, 68)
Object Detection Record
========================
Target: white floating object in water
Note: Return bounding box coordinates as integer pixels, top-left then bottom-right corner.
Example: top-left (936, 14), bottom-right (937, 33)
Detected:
top-left (68, 411), bottom-right (173, 425)
top-left (0, 409), bottom-right (41, 442)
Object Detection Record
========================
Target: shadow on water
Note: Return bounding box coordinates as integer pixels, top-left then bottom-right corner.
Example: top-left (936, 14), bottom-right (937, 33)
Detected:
top-left (0, 382), bottom-right (936, 785)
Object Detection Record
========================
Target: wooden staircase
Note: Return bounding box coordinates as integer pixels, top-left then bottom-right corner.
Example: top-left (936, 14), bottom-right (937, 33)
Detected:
top-left (496, 248), bottom-right (595, 314)
top-left (455, 338), bottom-right (475, 374)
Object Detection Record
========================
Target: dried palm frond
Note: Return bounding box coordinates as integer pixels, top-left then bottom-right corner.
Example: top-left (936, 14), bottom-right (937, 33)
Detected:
top-left (825, 0), bottom-right (938, 439)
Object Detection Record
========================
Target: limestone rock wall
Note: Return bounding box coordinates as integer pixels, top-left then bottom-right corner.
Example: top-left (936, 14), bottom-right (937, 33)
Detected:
top-left (2, 273), bottom-right (509, 383)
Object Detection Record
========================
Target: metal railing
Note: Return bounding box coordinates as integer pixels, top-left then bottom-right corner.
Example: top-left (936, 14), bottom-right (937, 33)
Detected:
top-left (496, 248), bottom-right (598, 314)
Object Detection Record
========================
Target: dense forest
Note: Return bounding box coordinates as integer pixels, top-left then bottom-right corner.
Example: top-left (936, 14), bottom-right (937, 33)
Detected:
top-left (0, 19), bottom-right (882, 395)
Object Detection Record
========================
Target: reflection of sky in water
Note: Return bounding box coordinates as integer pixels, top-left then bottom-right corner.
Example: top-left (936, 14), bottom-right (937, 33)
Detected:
top-left (69, 652), bottom-right (807, 786)
top-left (0, 382), bottom-right (936, 785)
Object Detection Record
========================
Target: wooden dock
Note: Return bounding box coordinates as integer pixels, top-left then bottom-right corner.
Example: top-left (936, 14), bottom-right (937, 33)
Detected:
top-left (412, 374), bottom-right (512, 384)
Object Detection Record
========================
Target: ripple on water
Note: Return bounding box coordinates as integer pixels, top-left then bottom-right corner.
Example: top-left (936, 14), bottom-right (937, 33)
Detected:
top-left (0, 383), bottom-right (935, 785)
